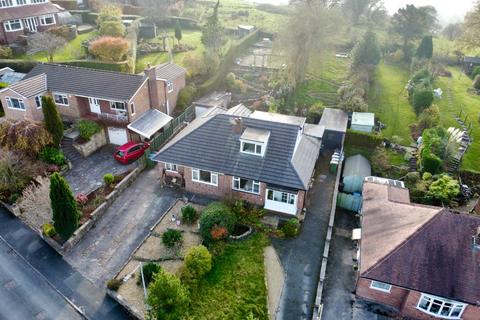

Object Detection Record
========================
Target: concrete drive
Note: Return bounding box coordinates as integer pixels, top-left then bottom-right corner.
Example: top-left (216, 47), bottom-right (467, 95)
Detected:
top-left (0, 238), bottom-right (83, 320)
top-left (64, 145), bottom-right (135, 195)
top-left (272, 151), bottom-right (336, 320)
top-left (65, 169), bottom-right (178, 285)
top-left (0, 207), bottom-right (131, 320)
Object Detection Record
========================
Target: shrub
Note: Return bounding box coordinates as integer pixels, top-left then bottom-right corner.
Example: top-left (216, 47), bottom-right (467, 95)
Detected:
top-left (42, 223), bottom-right (56, 237)
top-left (41, 96), bottom-right (64, 146)
top-left (182, 245), bottom-right (212, 283)
top-left (404, 172), bottom-right (421, 185)
top-left (107, 279), bottom-right (122, 291)
top-left (96, 4), bottom-right (122, 26)
top-left (225, 72), bottom-right (236, 90)
top-left (147, 269), bottom-right (189, 320)
top-left (99, 20), bottom-right (125, 37)
top-left (199, 202), bottom-right (237, 242)
top-left (181, 205), bottom-right (197, 224)
top-left (422, 152), bottom-right (442, 174)
top-left (175, 85), bottom-right (197, 114)
top-left (137, 262), bottom-right (161, 287)
top-left (103, 173), bottom-right (115, 186)
top-left (306, 102), bottom-right (324, 124)
top-left (50, 172), bottom-right (79, 240)
top-left (182, 52), bottom-right (207, 78)
top-left (77, 120), bottom-right (101, 141)
top-left (39, 147), bottom-right (66, 166)
top-left (422, 172), bottom-right (433, 181)
top-left (473, 75), bottom-right (480, 90)
top-left (0, 45), bottom-right (12, 58)
top-left (0, 150), bottom-right (36, 201)
top-left (371, 147), bottom-right (392, 176)
top-left (427, 174), bottom-right (460, 204)
top-left (75, 193), bottom-right (88, 206)
top-left (162, 229), bottom-right (183, 248)
top-left (89, 36), bottom-right (130, 62)
top-left (0, 120), bottom-right (53, 157)
top-left (281, 218), bottom-right (299, 238)
top-left (418, 106), bottom-right (440, 129)
top-left (471, 66), bottom-right (480, 79)
top-left (413, 89), bottom-right (434, 114)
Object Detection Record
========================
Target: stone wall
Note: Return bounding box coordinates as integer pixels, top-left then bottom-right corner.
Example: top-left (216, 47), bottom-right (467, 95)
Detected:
top-left (73, 129), bottom-right (107, 157)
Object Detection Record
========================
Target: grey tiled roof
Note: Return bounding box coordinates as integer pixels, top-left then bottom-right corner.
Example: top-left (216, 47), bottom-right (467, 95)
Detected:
top-left (319, 108), bottom-right (348, 133)
top-left (9, 73), bottom-right (46, 98)
top-left (225, 104), bottom-right (252, 117)
top-left (155, 63), bottom-right (186, 81)
top-left (24, 63), bottom-right (146, 101)
top-left (154, 113), bottom-right (317, 190)
top-left (127, 109), bottom-right (172, 139)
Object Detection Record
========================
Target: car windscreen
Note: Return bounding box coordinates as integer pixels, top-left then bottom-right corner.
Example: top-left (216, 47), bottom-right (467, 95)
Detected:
top-left (116, 151), bottom-right (125, 157)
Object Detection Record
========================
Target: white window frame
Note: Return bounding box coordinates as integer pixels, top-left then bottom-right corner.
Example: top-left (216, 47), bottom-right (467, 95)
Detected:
top-left (4, 19), bottom-right (22, 32)
top-left (165, 163), bottom-right (177, 172)
top-left (0, 0), bottom-right (13, 8)
top-left (233, 176), bottom-right (260, 194)
top-left (31, 0), bottom-right (46, 3)
top-left (192, 168), bottom-right (218, 186)
top-left (369, 280), bottom-right (392, 293)
top-left (416, 293), bottom-right (466, 319)
top-left (39, 14), bottom-right (55, 26)
top-left (35, 95), bottom-right (43, 109)
top-left (110, 101), bottom-right (126, 111)
top-left (53, 93), bottom-right (69, 106)
top-left (6, 96), bottom-right (25, 110)
top-left (240, 140), bottom-right (264, 156)
top-left (266, 189), bottom-right (296, 205)
top-left (166, 81), bottom-right (173, 93)
top-left (16, 0), bottom-right (26, 5)
top-left (130, 102), bottom-right (135, 115)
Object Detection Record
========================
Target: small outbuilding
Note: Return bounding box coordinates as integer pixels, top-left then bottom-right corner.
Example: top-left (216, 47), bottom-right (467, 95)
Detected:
top-left (463, 56), bottom-right (480, 75)
top-left (318, 108), bottom-right (348, 149)
top-left (351, 112), bottom-right (375, 133)
top-left (342, 154), bottom-right (371, 193)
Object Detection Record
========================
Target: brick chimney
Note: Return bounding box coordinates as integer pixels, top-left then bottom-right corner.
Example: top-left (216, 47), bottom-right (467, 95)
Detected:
top-left (145, 63), bottom-right (160, 110)
top-left (232, 117), bottom-right (244, 134)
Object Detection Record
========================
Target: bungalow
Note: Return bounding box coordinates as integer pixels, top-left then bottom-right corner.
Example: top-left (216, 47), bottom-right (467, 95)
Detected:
top-left (356, 177), bottom-right (480, 320)
top-left (152, 106), bottom-right (347, 217)
top-left (0, 0), bottom-right (65, 45)
top-left (0, 62), bottom-right (185, 144)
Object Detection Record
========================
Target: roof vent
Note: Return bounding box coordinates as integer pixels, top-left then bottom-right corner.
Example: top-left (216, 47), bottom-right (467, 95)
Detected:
top-left (472, 227), bottom-right (480, 250)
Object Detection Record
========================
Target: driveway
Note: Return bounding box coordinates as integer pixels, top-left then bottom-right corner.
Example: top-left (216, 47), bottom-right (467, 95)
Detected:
top-left (0, 238), bottom-right (83, 320)
top-left (64, 145), bottom-right (135, 195)
top-left (272, 151), bottom-right (336, 320)
top-left (65, 169), bottom-right (179, 285)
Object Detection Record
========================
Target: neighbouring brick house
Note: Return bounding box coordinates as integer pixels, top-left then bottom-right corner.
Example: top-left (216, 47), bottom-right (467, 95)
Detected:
top-left (0, 62), bottom-right (186, 144)
top-left (152, 106), bottom-right (346, 217)
top-left (0, 0), bottom-right (65, 45)
top-left (356, 178), bottom-right (480, 320)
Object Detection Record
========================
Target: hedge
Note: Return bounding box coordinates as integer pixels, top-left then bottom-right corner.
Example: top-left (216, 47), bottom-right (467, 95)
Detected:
top-left (51, 0), bottom-right (77, 10)
top-left (197, 30), bottom-right (260, 96)
top-left (0, 59), bottom-right (37, 73)
top-left (61, 59), bottom-right (129, 72)
top-left (344, 130), bottom-right (383, 149)
top-left (125, 18), bottom-right (141, 73)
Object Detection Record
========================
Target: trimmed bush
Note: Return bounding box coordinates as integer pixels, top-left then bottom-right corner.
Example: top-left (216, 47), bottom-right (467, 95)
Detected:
top-left (175, 85), bottom-right (197, 115)
top-left (413, 88), bottom-right (434, 114)
top-left (39, 147), bottom-right (66, 166)
top-left (182, 245), bottom-right (212, 283)
top-left (422, 152), bottom-right (442, 174)
top-left (199, 202), bottom-right (237, 242)
top-left (78, 120), bottom-right (101, 140)
top-left (281, 218), bottom-right (299, 238)
top-left (107, 279), bottom-right (122, 291)
top-left (162, 229), bottom-right (183, 248)
top-left (42, 223), bottom-right (56, 237)
top-left (50, 172), bottom-right (79, 240)
top-left (99, 20), bottom-right (125, 37)
top-left (137, 262), bottom-right (161, 287)
top-left (103, 173), bottom-right (114, 186)
top-left (181, 205), bottom-right (197, 224)
top-left (344, 130), bottom-right (383, 149)
top-left (89, 36), bottom-right (130, 62)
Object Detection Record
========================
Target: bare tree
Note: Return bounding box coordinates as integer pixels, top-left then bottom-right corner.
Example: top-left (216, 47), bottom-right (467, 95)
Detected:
top-left (27, 32), bottom-right (67, 62)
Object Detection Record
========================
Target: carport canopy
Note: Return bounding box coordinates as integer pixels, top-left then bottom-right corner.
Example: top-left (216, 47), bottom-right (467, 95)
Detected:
top-left (127, 109), bottom-right (173, 139)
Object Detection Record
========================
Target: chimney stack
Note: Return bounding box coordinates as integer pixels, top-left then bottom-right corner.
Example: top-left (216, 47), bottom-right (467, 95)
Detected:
top-left (145, 63), bottom-right (160, 110)
top-left (232, 117), bottom-right (244, 134)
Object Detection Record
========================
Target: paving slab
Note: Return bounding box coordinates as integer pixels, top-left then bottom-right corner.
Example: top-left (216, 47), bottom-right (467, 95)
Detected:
top-left (264, 245), bottom-right (284, 320)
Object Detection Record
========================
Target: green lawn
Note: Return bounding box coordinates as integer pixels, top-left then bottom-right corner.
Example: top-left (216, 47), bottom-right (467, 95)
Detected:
top-left (188, 233), bottom-right (269, 319)
top-left (368, 63), bottom-right (416, 144)
top-left (434, 68), bottom-right (480, 172)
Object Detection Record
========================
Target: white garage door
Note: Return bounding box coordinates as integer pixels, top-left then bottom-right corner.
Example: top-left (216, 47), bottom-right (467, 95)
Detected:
top-left (108, 127), bottom-right (128, 145)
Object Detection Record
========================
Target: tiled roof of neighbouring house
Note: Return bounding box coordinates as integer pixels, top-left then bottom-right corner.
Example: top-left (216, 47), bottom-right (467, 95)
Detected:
top-left (23, 63), bottom-right (146, 101)
top-left (360, 181), bottom-right (480, 305)
top-left (153, 108), bottom-right (322, 190)
top-left (9, 73), bottom-right (47, 98)
top-left (155, 63), bottom-right (186, 81)
top-left (0, 3), bottom-right (61, 21)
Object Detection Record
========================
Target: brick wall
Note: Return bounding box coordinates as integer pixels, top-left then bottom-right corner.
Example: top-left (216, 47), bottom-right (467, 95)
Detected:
top-left (165, 75), bottom-right (186, 115)
top-left (129, 80), bottom-right (151, 122)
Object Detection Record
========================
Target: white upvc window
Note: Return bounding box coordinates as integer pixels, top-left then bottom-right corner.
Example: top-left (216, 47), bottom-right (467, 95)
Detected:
top-left (53, 93), bottom-right (69, 106)
top-left (16, 0), bottom-right (26, 5)
top-left (110, 101), bottom-right (126, 111)
top-left (39, 15), bottom-right (55, 26)
top-left (192, 168), bottom-right (218, 186)
top-left (35, 95), bottom-right (43, 109)
top-left (6, 97), bottom-right (25, 110)
top-left (417, 293), bottom-right (466, 319)
top-left (130, 103), bottom-right (135, 115)
top-left (31, 0), bottom-right (46, 3)
top-left (165, 163), bottom-right (177, 172)
top-left (4, 19), bottom-right (22, 32)
top-left (233, 177), bottom-right (260, 194)
top-left (267, 189), bottom-right (296, 205)
top-left (0, 0), bottom-right (13, 8)
top-left (369, 280), bottom-right (392, 293)
top-left (166, 81), bottom-right (173, 93)
top-left (240, 140), bottom-right (264, 156)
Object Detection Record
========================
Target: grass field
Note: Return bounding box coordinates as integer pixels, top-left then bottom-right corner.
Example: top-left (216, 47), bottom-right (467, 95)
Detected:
top-left (368, 63), bottom-right (416, 144)
top-left (434, 68), bottom-right (480, 172)
top-left (188, 233), bottom-right (269, 319)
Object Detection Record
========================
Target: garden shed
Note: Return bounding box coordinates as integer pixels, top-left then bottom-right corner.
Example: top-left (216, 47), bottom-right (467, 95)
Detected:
top-left (351, 112), bottom-right (375, 133)
top-left (318, 108), bottom-right (348, 149)
top-left (342, 154), bottom-right (371, 193)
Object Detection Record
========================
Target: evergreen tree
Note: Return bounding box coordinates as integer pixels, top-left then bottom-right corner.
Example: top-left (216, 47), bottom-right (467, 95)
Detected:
top-left (201, 0), bottom-right (223, 53)
top-left (416, 35), bottom-right (433, 59)
top-left (174, 20), bottom-right (182, 45)
top-left (351, 30), bottom-right (381, 71)
top-left (41, 96), bottom-right (64, 146)
top-left (50, 172), bottom-right (78, 240)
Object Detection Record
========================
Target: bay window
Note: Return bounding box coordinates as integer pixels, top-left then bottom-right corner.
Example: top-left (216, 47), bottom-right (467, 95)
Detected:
top-left (4, 19), bottom-right (22, 32)
top-left (417, 294), bottom-right (465, 319)
top-left (192, 168), bottom-right (218, 186)
top-left (6, 97), bottom-right (25, 110)
top-left (233, 177), bottom-right (260, 194)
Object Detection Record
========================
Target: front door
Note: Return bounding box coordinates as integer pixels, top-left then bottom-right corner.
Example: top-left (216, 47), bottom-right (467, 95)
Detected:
top-left (23, 18), bottom-right (38, 32)
top-left (88, 97), bottom-right (101, 114)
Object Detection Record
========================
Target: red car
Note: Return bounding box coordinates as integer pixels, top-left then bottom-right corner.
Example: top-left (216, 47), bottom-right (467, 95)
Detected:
top-left (114, 141), bottom-right (150, 164)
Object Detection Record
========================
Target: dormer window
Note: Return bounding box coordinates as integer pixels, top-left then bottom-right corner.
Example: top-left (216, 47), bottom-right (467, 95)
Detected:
top-left (240, 127), bottom-right (270, 157)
